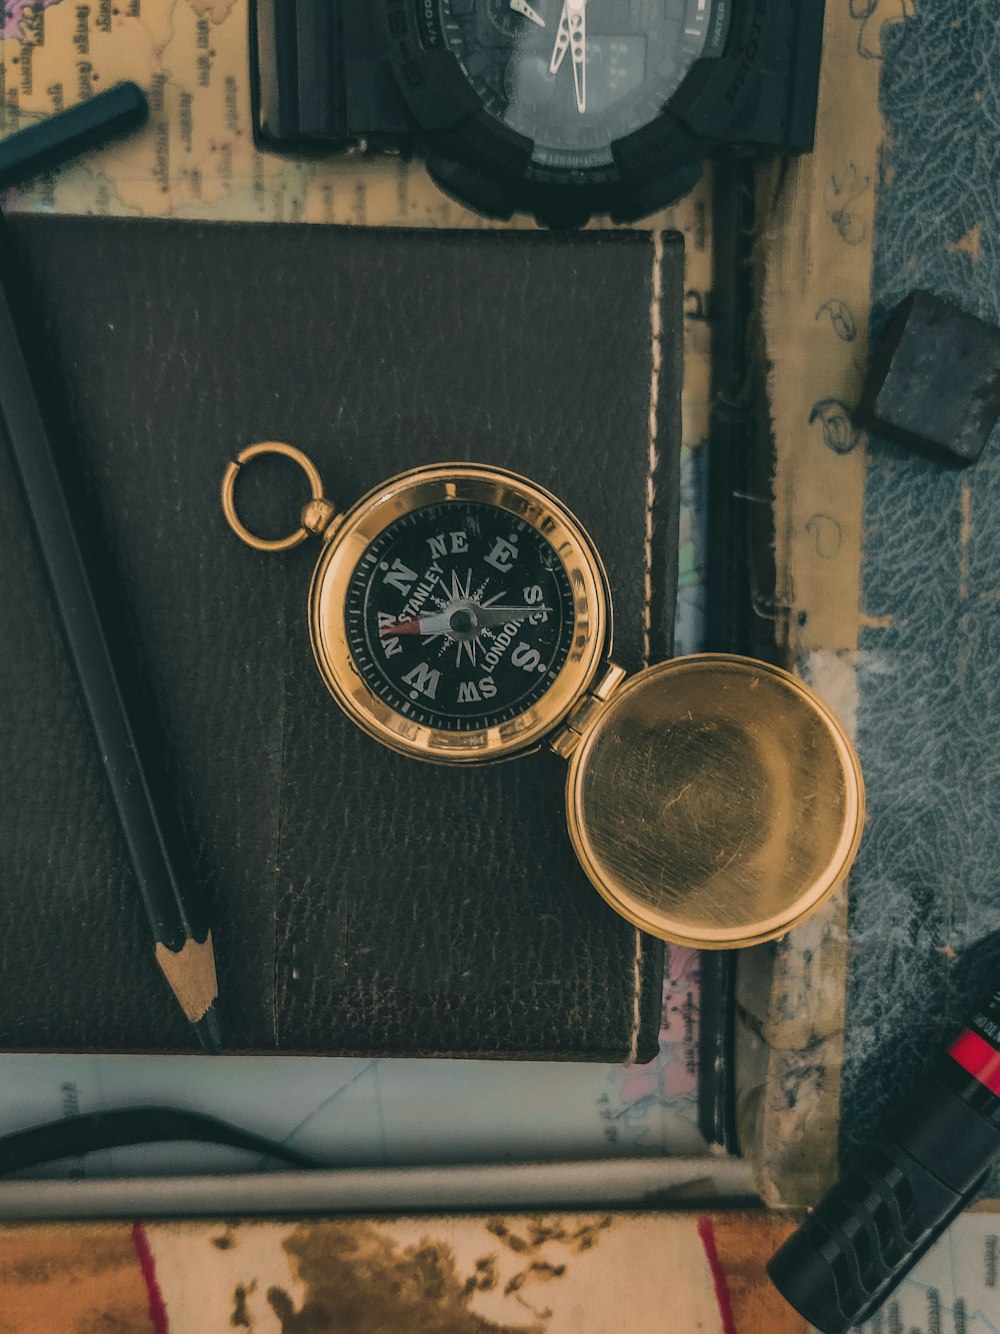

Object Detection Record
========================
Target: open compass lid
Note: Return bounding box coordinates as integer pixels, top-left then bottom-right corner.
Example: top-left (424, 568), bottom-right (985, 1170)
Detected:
top-left (563, 655), bottom-right (865, 950)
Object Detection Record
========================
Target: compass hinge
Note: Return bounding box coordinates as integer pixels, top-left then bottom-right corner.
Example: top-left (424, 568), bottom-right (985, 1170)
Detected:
top-left (548, 662), bottom-right (627, 760)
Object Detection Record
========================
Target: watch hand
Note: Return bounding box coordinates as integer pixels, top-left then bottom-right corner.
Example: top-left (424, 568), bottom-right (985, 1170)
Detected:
top-left (379, 605), bottom-right (551, 637)
top-left (549, 0), bottom-right (570, 74)
top-left (570, 0), bottom-right (586, 113)
top-left (510, 0), bottom-right (545, 27)
top-left (549, 0), bottom-right (586, 110)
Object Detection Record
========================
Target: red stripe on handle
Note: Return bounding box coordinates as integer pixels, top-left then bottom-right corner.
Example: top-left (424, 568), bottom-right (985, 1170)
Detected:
top-left (950, 1030), bottom-right (1000, 1097)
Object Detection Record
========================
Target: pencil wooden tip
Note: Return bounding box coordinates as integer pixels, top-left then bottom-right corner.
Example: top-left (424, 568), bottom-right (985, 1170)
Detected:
top-left (155, 932), bottom-right (219, 1023)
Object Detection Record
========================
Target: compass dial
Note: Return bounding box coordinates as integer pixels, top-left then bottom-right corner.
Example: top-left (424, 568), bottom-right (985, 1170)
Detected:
top-left (308, 466), bottom-right (608, 762)
top-left (345, 500), bottom-right (576, 731)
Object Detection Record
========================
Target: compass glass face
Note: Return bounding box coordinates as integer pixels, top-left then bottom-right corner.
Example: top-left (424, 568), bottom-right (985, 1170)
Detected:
top-left (435, 0), bottom-right (726, 169)
top-left (345, 500), bottom-right (577, 731)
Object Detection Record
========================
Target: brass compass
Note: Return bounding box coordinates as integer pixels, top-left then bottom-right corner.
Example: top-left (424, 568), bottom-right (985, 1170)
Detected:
top-left (223, 445), bottom-right (864, 949)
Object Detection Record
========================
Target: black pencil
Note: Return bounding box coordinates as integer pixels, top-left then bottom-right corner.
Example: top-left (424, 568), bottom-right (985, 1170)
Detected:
top-left (0, 83), bottom-right (148, 192)
top-left (0, 93), bottom-right (222, 1052)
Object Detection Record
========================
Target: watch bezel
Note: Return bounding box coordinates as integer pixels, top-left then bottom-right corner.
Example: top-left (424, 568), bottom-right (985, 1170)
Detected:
top-left (379, 0), bottom-right (728, 206)
top-left (376, 0), bottom-right (820, 224)
top-left (308, 463), bottom-right (610, 763)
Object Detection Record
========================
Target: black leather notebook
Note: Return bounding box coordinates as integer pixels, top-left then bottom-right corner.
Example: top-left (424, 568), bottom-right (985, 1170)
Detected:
top-left (0, 217), bottom-right (683, 1059)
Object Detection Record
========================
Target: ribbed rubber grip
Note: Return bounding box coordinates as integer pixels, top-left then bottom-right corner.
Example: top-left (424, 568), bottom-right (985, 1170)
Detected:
top-left (768, 1071), bottom-right (1000, 1333)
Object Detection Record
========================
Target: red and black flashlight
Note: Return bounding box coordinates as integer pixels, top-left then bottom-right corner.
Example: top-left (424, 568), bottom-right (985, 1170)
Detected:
top-left (768, 988), bottom-right (1000, 1333)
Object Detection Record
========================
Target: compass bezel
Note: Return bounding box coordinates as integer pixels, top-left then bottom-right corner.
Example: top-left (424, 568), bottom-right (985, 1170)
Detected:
top-left (308, 463), bottom-right (610, 763)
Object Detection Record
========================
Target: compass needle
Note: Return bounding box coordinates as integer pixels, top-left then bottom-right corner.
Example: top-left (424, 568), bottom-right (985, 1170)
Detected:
top-left (330, 490), bottom-right (580, 738)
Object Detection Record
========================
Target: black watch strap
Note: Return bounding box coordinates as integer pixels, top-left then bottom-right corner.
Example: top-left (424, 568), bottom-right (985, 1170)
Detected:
top-left (252, 0), bottom-right (413, 148)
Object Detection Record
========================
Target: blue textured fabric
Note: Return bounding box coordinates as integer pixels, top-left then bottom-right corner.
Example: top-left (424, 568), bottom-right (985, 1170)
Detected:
top-left (842, 3), bottom-right (1000, 1158)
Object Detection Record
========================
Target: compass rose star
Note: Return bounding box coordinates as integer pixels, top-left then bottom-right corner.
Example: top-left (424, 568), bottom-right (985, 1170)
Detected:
top-left (456, 638), bottom-right (479, 669)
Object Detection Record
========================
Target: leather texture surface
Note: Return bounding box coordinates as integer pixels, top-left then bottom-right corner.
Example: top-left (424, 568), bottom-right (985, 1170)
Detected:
top-left (843, 4), bottom-right (1000, 1155)
top-left (0, 218), bottom-right (681, 1057)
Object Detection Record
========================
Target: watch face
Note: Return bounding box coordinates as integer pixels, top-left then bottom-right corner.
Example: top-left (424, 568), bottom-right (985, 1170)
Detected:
top-left (434, 0), bottom-right (727, 170)
top-left (345, 500), bottom-right (576, 730)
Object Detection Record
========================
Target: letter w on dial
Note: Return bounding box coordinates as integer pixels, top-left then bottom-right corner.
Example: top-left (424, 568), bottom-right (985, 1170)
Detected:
top-left (549, 0), bottom-right (587, 113)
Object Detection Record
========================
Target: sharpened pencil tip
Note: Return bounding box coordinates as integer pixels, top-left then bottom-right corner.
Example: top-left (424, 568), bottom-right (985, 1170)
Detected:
top-left (193, 1007), bottom-right (223, 1054)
